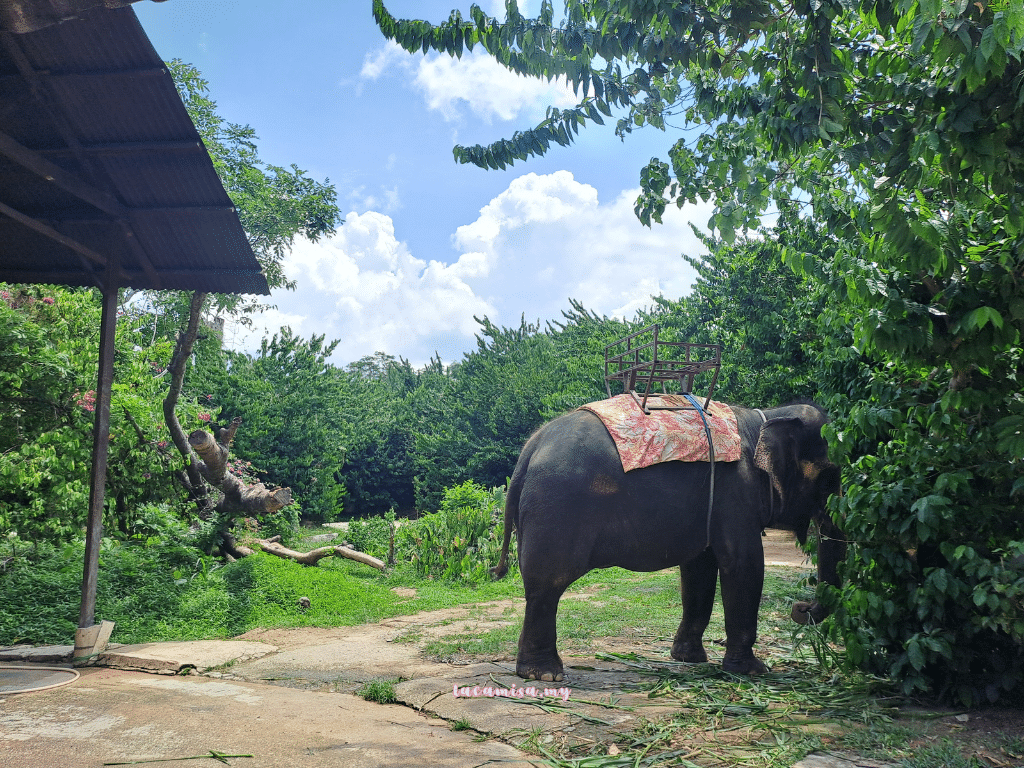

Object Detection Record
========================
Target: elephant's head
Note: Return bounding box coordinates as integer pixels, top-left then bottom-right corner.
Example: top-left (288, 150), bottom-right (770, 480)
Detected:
top-left (751, 403), bottom-right (845, 625)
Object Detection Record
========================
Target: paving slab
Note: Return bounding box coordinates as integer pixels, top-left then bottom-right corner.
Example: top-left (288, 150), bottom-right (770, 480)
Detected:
top-left (396, 659), bottom-right (679, 752)
top-left (93, 640), bottom-right (277, 674)
top-left (0, 644), bottom-right (73, 664)
top-left (0, 666), bottom-right (535, 768)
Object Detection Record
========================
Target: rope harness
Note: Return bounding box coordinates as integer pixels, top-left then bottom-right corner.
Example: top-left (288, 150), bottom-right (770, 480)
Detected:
top-left (683, 393), bottom-right (717, 548)
top-left (753, 408), bottom-right (772, 529)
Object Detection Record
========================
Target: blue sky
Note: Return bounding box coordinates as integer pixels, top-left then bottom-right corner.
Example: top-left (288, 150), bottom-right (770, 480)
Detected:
top-left (135, 0), bottom-right (713, 367)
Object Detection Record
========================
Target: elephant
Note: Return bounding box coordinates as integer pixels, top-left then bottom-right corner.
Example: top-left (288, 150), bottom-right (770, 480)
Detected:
top-left (491, 401), bottom-right (845, 682)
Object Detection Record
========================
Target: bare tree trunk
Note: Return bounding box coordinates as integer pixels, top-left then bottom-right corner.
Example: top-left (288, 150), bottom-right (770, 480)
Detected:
top-left (164, 291), bottom-right (213, 516)
top-left (162, 290), bottom-right (292, 554)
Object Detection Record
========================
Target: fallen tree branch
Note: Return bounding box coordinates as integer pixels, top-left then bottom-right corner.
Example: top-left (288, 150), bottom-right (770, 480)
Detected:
top-left (257, 539), bottom-right (386, 570)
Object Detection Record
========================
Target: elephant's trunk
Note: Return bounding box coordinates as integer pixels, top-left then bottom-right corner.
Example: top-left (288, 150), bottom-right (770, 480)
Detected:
top-left (791, 516), bottom-right (846, 625)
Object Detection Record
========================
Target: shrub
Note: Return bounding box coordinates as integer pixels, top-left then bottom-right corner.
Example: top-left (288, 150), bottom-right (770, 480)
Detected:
top-left (345, 509), bottom-right (397, 560)
top-left (0, 535), bottom-right (240, 645)
top-left (398, 481), bottom-right (516, 583)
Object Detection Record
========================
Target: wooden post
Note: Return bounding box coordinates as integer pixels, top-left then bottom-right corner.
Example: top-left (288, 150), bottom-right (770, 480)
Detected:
top-left (78, 265), bottom-right (118, 632)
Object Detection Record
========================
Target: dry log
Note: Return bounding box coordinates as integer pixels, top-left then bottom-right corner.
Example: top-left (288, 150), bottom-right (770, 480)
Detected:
top-left (257, 539), bottom-right (386, 570)
top-left (334, 545), bottom-right (387, 570)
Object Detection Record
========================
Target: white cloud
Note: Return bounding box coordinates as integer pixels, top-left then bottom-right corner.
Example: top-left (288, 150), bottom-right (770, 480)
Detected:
top-left (232, 172), bottom-right (712, 368)
top-left (360, 41), bottom-right (577, 123)
top-left (450, 171), bottom-right (710, 324)
top-left (231, 211), bottom-right (496, 366)
top-left (359, 41), bottom-right (408, 80)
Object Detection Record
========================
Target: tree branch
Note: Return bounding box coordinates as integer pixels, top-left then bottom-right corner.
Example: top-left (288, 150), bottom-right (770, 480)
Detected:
top-left (257, 539), bottom-right (386, 570)
top-left (163, 290), bottom-right (210, 511)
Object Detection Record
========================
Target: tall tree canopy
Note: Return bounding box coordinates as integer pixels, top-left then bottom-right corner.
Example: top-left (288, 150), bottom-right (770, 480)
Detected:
top-left (375, 1), bottom-right (1024, 704)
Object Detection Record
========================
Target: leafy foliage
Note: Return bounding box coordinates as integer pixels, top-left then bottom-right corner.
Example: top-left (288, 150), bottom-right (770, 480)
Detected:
top-left (339, 353), bottom-right (425, 518)
top-left (399, 481), bottom-right (516, 582)
top-left (413, 317), bottom-right (563, 510)
top-left (0, 531), bottom-right (244, 645)
top-left (345, 508), bottom-right (397, 561)
top-left (0, 287), bottom-right (200, 543)
top-left (210, 329), bottom-right (351, 523)
top-left (645, 212), bottom-right (835, 407)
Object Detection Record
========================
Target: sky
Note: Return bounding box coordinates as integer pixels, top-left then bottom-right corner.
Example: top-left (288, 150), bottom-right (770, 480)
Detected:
top-left (134, 0), bottom-right (714, 368)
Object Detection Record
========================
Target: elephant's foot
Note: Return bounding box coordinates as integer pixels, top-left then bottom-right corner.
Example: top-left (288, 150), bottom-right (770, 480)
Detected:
top-left (722, 653), bottom-right (768, 675)
top-left (516, 652), bottom-right (564, 682)
top-left (670, 639), bottom-right (708, 664)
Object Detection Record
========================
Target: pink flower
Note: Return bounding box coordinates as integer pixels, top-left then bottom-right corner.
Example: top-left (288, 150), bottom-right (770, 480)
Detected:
top-left (75, 390), bottom-right (96, 413)
top-left (42, 297), bottom-right (54, 305)
top-left (198, 413), bottom-right (211, 422)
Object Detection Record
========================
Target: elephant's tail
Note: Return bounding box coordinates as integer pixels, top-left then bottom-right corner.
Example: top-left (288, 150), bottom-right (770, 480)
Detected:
top-left (490, 486), bottom-right (516, 580)
top-left (491, 455), bottom-right (527, 580)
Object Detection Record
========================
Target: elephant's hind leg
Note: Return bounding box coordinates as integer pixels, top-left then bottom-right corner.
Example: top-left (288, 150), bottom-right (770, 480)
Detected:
top-left (672, 547), bottom-right (718, 663)
top-left (516, 585), bottom-right (566, 682)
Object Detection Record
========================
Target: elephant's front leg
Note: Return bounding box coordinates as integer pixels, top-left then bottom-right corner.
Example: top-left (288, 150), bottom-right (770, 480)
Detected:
top-left (718, 543), bottom-right (768, 674)
top-left (516, 586), bottom-right (566, 682)
top-left (672, 547), bottom-right (718, 663)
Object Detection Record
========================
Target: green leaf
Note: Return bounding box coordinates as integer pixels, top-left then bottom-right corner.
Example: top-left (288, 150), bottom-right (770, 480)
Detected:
top-left (961, 306), bottom-right (1005, 331)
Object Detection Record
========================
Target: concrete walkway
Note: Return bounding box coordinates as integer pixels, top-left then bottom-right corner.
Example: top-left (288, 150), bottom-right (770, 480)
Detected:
top-left (0, 664), bottom-right (531, 768)
top-left (0, 632), bottom-right (892, 768)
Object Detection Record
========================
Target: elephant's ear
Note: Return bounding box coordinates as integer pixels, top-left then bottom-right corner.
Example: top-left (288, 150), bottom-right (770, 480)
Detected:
top-left (753, 417), bottom-right (802, 532)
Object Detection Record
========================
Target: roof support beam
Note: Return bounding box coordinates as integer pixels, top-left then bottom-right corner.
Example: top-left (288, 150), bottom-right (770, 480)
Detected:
top-left (37, 139), bottom-right (203, 157)
top-left (0, 199), bottom-right (107, 265)
top-left (0, 129), bottom-right (124, 217)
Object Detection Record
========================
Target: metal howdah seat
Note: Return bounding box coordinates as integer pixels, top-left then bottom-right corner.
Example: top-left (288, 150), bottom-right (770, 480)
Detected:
top-left (604, 324), bottom-right (722, 414)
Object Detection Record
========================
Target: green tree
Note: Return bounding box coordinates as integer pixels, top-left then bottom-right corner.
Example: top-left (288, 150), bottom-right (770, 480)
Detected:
top-left (542, 299), bottom-right (635, 415)
top-left (211, 329), bottom-right (352, 524)
top-left (0, 286), bottom-right (203, 543)
top-left (0, 287), bottom-right (92, 543)
top-left (413, 317), bottom-right (558, 510)
top-left (340, 353), bottom-right (423, 518)
top-left (375, 1), bottom-right (1024, 703)
top-left (648, 211), bottom-right (837, 407)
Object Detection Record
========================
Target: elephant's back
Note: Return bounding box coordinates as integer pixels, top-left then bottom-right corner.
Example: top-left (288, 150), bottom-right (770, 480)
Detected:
top-left (520, 409), bottom-right (622, 477)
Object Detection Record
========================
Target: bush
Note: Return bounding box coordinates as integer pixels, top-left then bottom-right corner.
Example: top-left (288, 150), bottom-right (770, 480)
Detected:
top-left (345, 509), bottom-right (396, 560)
top-left (824, 380), bottom-right (1024, 706)
top-left (398, 481), bottom-right (516, 583)
top-left (0, 535), bottom-right (242, 645)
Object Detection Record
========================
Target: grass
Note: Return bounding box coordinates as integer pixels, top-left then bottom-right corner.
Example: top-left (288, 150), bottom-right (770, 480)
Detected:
top-left (356, 677), bottom-right (398, 704)
top-left (0, 530), bottom-right (524, 645)
top-left (419, 566), bottom-right (818, 665)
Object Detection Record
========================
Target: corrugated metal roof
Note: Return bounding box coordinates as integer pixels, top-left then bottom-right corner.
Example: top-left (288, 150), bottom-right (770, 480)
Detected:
top-left (0, 2), bottom-right (269, 295)
top-left (0, 0), bottom-right (155, 35)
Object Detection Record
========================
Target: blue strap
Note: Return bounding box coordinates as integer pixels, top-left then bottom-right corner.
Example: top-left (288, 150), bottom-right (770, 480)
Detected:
top-left (683, 394), bottom-right (716, 548)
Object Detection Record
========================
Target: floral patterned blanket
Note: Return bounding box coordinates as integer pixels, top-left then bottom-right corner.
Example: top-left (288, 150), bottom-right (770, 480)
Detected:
top-left (580, 394), bottom-right (741, 472)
